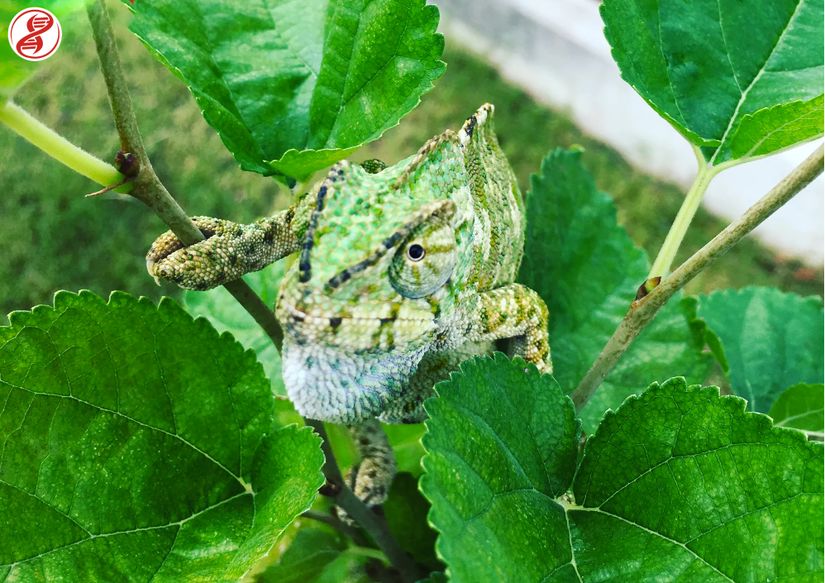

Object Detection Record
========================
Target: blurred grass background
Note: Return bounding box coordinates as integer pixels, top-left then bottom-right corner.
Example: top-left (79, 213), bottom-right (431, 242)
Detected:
top-left (0, 5), bottom-right (821, 320)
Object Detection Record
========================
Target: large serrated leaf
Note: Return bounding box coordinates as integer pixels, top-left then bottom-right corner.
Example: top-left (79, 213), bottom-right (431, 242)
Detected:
top-left (697, 286), bottom-right (824, 412)
top-left (570, 379), bottom-right (823, 582)
top-left (183, 262), bottom-right (285, 396)
top-left (601, 0), bottom-right (824, 165)
top-left (519, 149), bottom-right (712, 430)
top-left (0, 291), bottom-right (323, 581)
top-left (421, 355), bottom-right (580, 581)
top-left (422, 371), bottom-right (824, 582)
top-left (769, 383), bottom-right (824, 433)
top-left (124, 0), bottom-right (445, 179)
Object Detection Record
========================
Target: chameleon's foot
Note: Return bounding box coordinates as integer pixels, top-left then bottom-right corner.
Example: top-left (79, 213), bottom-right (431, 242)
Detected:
top-left (475, 283), bottom-right (553, 374)
top-left (146, 216), bottom-right (276, 290)
top-left (337, 420), bottom-right (396, 525)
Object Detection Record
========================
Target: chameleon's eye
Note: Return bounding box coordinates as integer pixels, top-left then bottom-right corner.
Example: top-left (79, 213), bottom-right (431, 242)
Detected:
top-left (407, 244), bottom-right (426, 262)
top-left (390, 222), bottom-right (456, 299)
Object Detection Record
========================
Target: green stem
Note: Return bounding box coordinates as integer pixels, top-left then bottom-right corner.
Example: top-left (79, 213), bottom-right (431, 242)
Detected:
top-left (571, 144), bottom-right (824, 410)
top-left (0, 100), bottom-right (127, 190)
top-left (648, 153), bottom-right (716, 278)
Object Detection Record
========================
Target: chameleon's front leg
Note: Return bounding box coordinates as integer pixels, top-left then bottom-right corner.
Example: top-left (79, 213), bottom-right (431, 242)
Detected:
top-left (146, 204), bottom-right (304, 291)
top-left (469, 283), bottom-right (552, 373)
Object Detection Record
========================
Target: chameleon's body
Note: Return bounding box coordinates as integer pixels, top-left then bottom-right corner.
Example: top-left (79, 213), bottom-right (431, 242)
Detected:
top-left (147, 104), bottom-right (551, 508)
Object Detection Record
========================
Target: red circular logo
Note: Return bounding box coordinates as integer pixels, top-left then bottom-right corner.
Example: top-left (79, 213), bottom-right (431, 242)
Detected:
top-left (8, 7), bottom-right (62, 62)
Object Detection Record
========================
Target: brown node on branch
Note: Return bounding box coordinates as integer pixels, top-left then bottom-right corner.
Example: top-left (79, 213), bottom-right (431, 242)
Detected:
top-left (634, 276), bottom-right (662, 302)
top-left (319, 481), bottom-right (342, 497)
top-left (115, 150), bottom-right (140, 177)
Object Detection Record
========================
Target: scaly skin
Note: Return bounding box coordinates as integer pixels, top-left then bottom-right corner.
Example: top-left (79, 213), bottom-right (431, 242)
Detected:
top-left (147, 104), bottom-right (551, 511)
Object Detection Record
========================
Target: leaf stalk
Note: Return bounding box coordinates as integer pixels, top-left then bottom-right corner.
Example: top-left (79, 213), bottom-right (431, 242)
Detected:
top-left (0, 99), bottom-right (127, 191)
top-left (648, 153), bottom-right (717, 278)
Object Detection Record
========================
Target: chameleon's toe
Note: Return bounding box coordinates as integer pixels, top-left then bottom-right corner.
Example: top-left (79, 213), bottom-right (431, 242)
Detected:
top-left (146, 230), bottom-right (185, 284)
top-left (145, 216), bottom-right (246, 290)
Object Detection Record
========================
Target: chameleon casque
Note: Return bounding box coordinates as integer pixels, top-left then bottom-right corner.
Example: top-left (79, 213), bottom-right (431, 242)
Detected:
top-left (147, 104), bottom-right (551, 510)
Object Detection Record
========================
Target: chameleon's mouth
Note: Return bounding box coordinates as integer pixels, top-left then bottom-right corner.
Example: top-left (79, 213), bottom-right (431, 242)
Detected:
top-left (275, 299), bottom-right (436, 353)
top-left (277, 300), bottom-right (433, 325)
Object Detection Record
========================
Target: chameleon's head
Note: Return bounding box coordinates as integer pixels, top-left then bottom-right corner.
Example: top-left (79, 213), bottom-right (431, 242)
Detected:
top-left (275, 118), bottom-right (483, 423)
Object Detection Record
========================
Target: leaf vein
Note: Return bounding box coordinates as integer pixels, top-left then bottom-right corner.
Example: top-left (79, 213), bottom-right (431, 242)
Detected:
top-left (571, 507), bottom-right (735, 582)
top-left (710, 0), bottom-right (805, 161)
top-left (3, 381), bottom-right (242, 483)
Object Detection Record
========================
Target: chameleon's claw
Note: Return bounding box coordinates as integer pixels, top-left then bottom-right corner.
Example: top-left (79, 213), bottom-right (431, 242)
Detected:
top-left (146, 257), bottom-right (161, 286)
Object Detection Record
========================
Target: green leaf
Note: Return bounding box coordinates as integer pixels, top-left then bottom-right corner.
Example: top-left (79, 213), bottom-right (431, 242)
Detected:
top-left (0, 291), bottom-right (323, 581)
top-left (601, 0), bottom-right (824, 165)
top-left (421, 355), bottom-right (580, 581)
top-left (183, 262), bottom-right (285, 396)
top-left (383, 473), bottom-right (440, 570)
top-left (257, 523), bottom-right (371, 583)
top-left (769, 382), bottom-right (824, 433)
top-left (124, 0), bottom-right (445, 178)
top-left (572, 378), bottom-right (823, 582)
top-left (697, 287), bottom-right (824, 412)
top-left (0, 1), bottom-right (85, 100)
top-left (519, 148), bottom-right (711, 430)
top-left (578, 296), bottom-right (713, 432)
top-left (422, 374), bottom-right (824, 582)
top-left (385, 424), bottom-right (426, 477)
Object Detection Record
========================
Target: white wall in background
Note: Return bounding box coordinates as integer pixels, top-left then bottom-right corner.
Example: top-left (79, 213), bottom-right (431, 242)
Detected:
top-left (432, 0), bottom-right (823, 265)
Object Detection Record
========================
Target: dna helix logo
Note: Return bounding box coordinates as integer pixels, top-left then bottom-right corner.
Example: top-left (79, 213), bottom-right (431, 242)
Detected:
top-left (7, 7), bottom-right (62, 62)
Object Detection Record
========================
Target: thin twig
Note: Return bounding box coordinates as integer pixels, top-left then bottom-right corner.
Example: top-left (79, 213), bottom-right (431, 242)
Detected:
top-left (87, 0), bottom-right (203, 244)
top-left (302, 510), bottom-right (365, 542)
top-left (86, 1), bottom-right (416, 579)
top-left (571, 144), bottom-right (824, 410)
top-left (86, 0), bottom-right (284, 348)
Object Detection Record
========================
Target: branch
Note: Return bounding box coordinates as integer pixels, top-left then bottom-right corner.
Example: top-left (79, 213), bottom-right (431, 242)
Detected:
top-left (86, 1), bottom-right (415, 579)
top-left (305, 420), bottom-right (422, 580)
top-left (86, 0), bottom-right (284, 350)
top-left (86, 0), bottom-right (202, 244)
top-left (571, 144), bottom-right (824, 410)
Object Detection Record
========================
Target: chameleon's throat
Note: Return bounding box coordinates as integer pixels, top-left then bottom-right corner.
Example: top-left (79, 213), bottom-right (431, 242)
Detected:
top-left (281, 338), bottom-right (429, 424)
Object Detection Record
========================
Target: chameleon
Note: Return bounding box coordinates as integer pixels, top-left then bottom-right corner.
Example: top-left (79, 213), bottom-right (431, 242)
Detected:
top-left (146, 103), bottom-right (551, 510)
